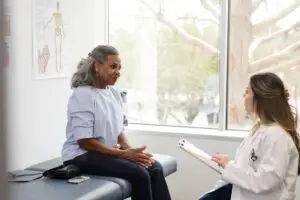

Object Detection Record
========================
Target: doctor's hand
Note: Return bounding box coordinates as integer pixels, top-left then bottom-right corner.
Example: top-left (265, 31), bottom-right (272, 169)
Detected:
top-left (212, 153), bottom-right (231, 168)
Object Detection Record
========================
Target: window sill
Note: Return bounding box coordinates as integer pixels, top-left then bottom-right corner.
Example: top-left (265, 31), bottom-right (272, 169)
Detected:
top-left (125, 124), bottom-right (248, 141)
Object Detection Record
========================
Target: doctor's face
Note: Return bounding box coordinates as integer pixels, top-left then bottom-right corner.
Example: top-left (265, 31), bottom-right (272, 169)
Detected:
top-left (243, 84), bottom-right (255, 114)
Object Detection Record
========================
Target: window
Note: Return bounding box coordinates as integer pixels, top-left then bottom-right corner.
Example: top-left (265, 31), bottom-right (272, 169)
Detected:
top-left (108, 0), bottom-right (300, 132)
top-left (109, 0), bottom-right (221, 128)
top-left (227, 0), bottom-right (300, 130)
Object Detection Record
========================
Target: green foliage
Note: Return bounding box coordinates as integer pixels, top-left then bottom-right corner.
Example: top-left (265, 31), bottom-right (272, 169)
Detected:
top-left (110, 18), bottom-right (218, 124)
top-left (156, 20), bottom-right (218, 124)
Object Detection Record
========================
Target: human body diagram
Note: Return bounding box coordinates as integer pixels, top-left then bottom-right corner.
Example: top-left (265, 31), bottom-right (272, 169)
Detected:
top-left (39, 1), bottom-right (65, 73)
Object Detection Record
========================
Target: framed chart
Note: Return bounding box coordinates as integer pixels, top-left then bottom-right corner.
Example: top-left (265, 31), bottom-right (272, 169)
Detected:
top-left (32, 0), bottom-right (69, 79)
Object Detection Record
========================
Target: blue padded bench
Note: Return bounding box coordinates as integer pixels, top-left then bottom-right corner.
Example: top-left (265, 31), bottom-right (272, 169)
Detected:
top-left (10, 170), bottom-right (122, 200)
top-left (10, 154), bottom-right (177, 200)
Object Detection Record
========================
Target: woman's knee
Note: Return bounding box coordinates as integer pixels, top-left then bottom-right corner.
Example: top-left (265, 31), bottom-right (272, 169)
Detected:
top-left (153, 160), bottom-right (163, 169)
top-left (149, 160), bottom-right (164, 175)
top-left (198, 192), bottom-right (214, 200)
top-left (132, 165), bottom-right (151, 183)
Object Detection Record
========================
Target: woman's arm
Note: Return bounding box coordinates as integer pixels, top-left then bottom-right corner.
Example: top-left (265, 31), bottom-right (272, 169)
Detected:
top-left (78, 138), bottom-right (152, 167)
top-left (118, 133), bottom-right (132, 150)
top-left (78, 138), bottom-right (125, 157)
top-left (220, 131), bottom-right (293, 193)
top-left (118, 132), bottom-right (155, 166)
top-left (68, 88), bottom-right (125, 157)
top-left (68, 88), bottom-right (152, 166)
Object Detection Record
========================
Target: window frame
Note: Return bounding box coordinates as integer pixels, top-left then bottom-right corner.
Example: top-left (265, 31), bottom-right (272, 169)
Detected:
top-left (105, 0), bottom-right (248, 137)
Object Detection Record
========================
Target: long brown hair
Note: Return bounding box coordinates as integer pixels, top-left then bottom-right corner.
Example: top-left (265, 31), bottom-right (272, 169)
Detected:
top-left (250, 72), bottom-right (300, 174)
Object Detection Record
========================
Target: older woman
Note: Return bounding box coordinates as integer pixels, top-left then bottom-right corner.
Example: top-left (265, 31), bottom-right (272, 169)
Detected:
top-left (61, 45), bottom-right (172, 200)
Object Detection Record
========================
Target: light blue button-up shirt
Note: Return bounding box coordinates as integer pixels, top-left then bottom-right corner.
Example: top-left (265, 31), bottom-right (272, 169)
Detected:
top-left (61, 86), bottom-right (124, 162)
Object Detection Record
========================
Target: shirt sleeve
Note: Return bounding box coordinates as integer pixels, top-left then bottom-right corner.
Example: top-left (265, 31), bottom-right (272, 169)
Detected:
top-left (110, 87), bottom-right (125, 133)
top-left (68, 88), bottom-right (95, 141)
top-left (221, 128), bottom-right (292, 193)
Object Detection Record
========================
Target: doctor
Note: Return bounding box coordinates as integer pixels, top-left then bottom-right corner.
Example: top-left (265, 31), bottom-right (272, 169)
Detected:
top-left (200, 72), bottom-right (300, 200)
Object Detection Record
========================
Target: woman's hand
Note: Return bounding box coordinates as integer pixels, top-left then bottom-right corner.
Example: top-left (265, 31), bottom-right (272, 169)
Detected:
top-left (122, 146), bottom-right (153, 168)
top-left (212, 153), bottom-right (231, 168)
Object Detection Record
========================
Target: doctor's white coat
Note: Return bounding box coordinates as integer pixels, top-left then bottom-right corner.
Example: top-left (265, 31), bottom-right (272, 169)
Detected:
top-left (211, 124), bottom-right (299, 200)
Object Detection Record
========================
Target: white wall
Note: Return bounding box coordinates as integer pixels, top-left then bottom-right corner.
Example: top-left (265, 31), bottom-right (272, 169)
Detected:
top-left (5, 0), bottom-right (102, 171)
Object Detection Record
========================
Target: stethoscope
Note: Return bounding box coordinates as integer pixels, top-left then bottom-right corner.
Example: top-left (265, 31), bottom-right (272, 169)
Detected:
top-left (251, 148), bottom-right (258, 162)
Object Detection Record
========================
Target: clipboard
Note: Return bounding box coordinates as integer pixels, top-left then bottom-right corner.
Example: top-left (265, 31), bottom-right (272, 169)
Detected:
top-left (177, 138), bottom-right (222, 174)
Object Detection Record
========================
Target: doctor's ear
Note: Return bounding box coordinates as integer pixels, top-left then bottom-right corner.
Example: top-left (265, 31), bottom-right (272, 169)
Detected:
top-left (252, 96), bottom-right (256, 106)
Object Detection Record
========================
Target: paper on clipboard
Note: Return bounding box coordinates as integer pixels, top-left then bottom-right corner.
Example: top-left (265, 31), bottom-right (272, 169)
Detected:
top-left (177, 138), bottom-right (222, 174)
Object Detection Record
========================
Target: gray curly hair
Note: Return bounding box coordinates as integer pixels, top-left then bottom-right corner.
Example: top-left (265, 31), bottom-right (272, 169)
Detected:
top-left (71, 45), bottom-right (119, 88)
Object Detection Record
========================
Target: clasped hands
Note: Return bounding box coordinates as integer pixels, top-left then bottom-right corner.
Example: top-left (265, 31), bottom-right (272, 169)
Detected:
top-left (122, 146), bottom-right (154, 168)
top-left (211, 153), bottom-right (231, 168)
top-left (122, 146), bottom-right (231, 169)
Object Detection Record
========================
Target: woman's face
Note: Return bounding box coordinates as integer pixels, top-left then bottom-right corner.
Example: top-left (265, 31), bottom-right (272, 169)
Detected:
top-left (94, 55), bottom-right (121, 86)
top-left (244, 83), bottom-right (255, 114)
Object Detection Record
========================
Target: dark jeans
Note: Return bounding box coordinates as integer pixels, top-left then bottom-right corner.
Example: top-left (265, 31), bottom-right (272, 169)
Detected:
top-left (199, 184), bottom-right (232, 200)
top-left (65, 152), bottom-right (172, 200)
